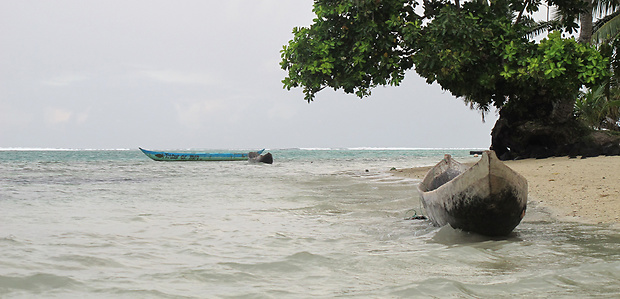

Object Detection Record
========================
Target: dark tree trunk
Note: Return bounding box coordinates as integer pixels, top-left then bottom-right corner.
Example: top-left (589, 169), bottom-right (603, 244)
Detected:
top-left (550, 97), bottom-right (576, 123)
top-left (578, 0), bottom-right (593, 44)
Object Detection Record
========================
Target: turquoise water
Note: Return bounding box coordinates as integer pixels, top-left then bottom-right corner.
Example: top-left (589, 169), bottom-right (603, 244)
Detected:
top-left (1, 148), bottom-right (619, 298)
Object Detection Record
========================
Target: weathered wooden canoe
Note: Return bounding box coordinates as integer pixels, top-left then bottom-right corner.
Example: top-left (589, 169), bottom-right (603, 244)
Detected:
top-left (417, 151), bottom-right (527, 236)
top-left (139, 148), bottom-right (264, 162)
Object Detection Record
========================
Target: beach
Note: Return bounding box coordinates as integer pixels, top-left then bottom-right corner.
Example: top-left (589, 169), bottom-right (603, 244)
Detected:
top-left (393, 155), bottom-right (620, 226)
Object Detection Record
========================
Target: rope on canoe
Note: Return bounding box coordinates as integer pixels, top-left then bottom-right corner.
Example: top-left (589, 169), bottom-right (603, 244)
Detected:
top-left (404, 209), bottom-right (427, 220)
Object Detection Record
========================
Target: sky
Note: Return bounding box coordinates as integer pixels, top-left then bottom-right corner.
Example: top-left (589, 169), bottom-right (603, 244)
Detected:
top-left (0, 0), bottom-right (498, 150)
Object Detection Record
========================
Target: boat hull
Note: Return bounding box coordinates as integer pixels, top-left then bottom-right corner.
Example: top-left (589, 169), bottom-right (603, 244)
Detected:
top-left (249, 152), bottom-right (273, 164)
top-left (417, 151), bottom-right (527, 236)
top-left (139, 148), bottom-right (260, 162)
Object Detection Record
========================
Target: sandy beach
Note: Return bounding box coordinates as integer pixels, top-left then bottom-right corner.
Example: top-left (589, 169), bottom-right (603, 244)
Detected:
top-left (393, 155), bottom-right (620, 226)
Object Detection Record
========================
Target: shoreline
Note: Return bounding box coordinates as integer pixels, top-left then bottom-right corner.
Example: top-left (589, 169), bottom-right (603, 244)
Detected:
top-left (392, 155), bottom-right (620, 226)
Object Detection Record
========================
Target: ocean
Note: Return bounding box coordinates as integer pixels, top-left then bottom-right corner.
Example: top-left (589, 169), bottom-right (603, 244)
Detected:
top-left (1, 148), bottom-right (619, 298)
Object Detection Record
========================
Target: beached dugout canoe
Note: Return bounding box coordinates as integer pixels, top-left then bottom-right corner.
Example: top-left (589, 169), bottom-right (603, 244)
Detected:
top-left (139, 148), bottom-right (265, 162)
top-left (417, 151), bottom-right (527, 236)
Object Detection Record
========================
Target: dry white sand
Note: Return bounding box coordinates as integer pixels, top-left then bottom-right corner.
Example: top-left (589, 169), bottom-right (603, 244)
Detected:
top-left (392, 155), bottom-right (620, 225)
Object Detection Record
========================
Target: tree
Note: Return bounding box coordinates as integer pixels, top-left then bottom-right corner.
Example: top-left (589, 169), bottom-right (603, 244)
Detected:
top-left (281, 0), bottom-right (614, 159)
top-left (573, 0), bottom-right (620, 131)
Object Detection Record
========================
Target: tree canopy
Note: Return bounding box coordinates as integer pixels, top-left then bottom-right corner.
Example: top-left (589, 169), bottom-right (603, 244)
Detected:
top-left (280, 0), bottom-right (609, 117)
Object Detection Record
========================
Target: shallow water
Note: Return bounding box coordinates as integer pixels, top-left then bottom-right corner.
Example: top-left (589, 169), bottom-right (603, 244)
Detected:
top-left (1, 149), bottom-right (619, 298)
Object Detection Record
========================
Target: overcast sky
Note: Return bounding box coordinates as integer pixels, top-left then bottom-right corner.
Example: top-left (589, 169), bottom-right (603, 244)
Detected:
top-left (0, 0), bottom-right (498, 150)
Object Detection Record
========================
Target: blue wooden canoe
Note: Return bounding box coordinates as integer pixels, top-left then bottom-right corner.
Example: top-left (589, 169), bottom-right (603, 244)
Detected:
top-left (139, 148), bottom-right (264, 161)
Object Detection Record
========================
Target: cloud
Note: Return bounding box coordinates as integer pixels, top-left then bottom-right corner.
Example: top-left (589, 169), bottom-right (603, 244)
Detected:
top-left (45, 108), bottom-right (73, 124)
top-left (268, 102), bottom-right (298, 120)
top-left (43, 107), bottom-right (90, 125)
top-left (42, 73), bottom-right (88, 87)
top-left (0, 104), bottom-right (34, 130)
top-left (75, 109), bottom-right (90, 124)
top-left (140, 70), bottom-right (222, 86)
top-left (173, 96), bottom-right (255, 129)
top-left (174, 99), bottom-right (226, 127)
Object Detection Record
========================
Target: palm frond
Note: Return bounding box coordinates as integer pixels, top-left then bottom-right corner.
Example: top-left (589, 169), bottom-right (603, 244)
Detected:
top-left (524, 20), bottom-right (562, 38)
top-left (593, 0), bottom-right (620, 19)
top-left (592, 11), bottom-right (620, 43)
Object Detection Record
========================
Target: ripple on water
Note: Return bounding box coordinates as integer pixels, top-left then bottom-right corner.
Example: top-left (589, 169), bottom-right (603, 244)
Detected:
top-left (0, 273), bottom-right (82, 294)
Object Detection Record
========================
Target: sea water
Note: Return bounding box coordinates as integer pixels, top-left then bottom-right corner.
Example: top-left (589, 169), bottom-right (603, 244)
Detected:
top-left (0, 148), bottom-right (618, 298)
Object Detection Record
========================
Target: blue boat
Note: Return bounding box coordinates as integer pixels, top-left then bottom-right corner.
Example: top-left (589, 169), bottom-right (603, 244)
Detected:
top-left (139, 148), bottom-right (264, 162)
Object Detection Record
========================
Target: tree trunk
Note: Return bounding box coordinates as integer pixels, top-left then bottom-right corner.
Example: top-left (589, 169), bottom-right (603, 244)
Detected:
top-left (550, 97), bottom-right (576, 123)
top-left (489, 93), bottom-right (620, 159)
top-left (578, 0), bottom-right (593, 44)
top-left (490, 116), bottom-right (620, 159)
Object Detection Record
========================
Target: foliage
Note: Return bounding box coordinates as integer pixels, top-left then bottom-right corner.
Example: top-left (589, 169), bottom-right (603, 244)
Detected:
top-left (576, 85), bottom-right (620, 130)
top-left (592, 10), bottom-right (620, 43)
top-left (413, 6), bottom-right (607, 115)
top-left (280, 0), bottom-right (610, 119)
top-left (574, 1), bottom-right (620, 131)
top-left (280, 0), bottom-right (419, 101)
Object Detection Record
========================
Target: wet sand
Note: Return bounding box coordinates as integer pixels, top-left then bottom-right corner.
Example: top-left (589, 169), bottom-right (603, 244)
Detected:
top-left (393, 155), bottom-right (620, 226)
